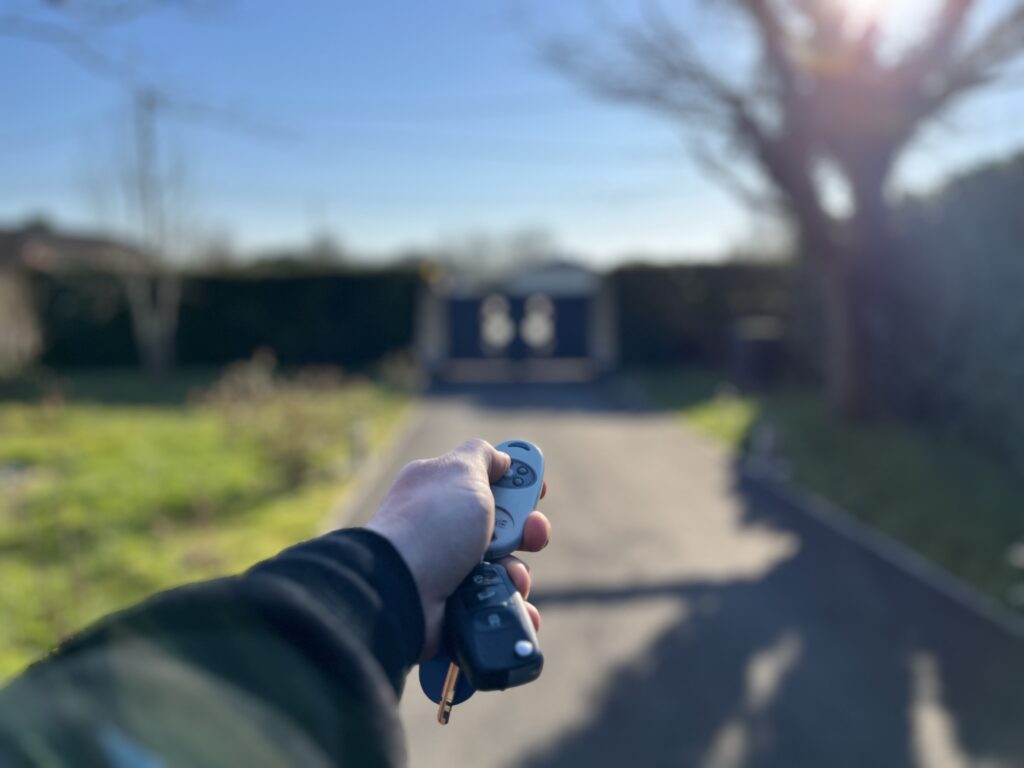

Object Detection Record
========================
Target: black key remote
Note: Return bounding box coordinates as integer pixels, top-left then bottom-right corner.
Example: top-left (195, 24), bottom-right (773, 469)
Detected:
top-left (444, 561), bottom-right (543, 690)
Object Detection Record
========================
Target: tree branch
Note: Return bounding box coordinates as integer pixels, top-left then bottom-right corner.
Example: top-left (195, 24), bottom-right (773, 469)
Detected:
top-left (893, 0), bottom-right (976, 87)
top-left (0, 13), bottom-right (140, 86)
top-left (545, 2), bottom-right (832, 246)
top-left (1, 10), bottom-right (295, 144)
top-left (739, 0), bottom-right (801, 110)
top-left (689, 137), bottom-right (781, 212)
top-left (896, 2), bottom-right (1024, 137)
top-left (958, 2), bottom-right (1024, 75)
top-left (42, 0), bottom-right (211, 26)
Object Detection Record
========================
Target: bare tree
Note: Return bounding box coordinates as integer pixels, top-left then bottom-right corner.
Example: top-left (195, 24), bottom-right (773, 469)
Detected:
top-left (0, 1), bottom-right (199, 86)
top-left (3, 3), bottom-right (185, 374)
top-left (78, 88), bottom-right (192, 374)
top-left (548, 0), bottom-right (1024, 417)
top-left (0, 271), bottom-right (42, 375)
top-left (7, 1), bottom-right (290, 374)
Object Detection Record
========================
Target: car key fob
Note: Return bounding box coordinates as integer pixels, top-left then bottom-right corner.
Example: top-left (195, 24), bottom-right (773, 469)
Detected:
top-left (444, 560), bottom-right (543, 690)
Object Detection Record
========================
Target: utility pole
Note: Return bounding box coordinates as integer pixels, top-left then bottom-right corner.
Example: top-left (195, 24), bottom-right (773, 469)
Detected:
top-left (123, 85), bottom-right (181, 375)
top-left (134, 87), bottom-right (162, 253)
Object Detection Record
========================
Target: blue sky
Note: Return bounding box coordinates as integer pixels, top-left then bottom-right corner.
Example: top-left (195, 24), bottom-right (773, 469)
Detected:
top-left (1, 0), bottom-right (1021, 264)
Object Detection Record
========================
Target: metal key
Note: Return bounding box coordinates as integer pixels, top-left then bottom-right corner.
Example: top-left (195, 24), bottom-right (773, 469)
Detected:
top-left (437, 662), bottom-right (461, 725)
top-left (419, 648), bottom-right (475, 722)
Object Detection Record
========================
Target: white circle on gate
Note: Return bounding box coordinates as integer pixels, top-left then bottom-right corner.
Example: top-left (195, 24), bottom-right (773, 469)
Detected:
top-left (480, 294), bottom-right (515, 352)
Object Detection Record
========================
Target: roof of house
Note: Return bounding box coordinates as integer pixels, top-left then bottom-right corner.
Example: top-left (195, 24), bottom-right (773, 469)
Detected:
top-left (0, 224), bottom-right (150, 274)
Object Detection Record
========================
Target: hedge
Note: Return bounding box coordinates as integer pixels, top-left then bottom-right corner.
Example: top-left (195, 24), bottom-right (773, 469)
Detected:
top-left (30, 268), bottom-right (422, 370)
top-left (610, 262), bottom-right (792, 366)
top-left (887, 152), bottom-right (1024, 468)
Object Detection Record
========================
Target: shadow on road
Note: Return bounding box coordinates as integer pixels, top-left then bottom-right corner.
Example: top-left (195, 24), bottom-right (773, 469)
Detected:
top-left (425, 381), bottom-right (642, 414)
top-left (524, 471), bottom-right (1024, 768)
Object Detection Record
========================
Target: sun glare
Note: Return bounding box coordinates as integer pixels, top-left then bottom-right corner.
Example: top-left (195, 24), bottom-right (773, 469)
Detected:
top-left (833, 0), bottom-right (937, 48)
top-left (842, 0), bottom-right (888, 28)
top-left (794, 0), bottom-right (938, 75)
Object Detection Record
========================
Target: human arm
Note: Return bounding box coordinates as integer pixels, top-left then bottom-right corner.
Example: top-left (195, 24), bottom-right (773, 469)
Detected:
top-left (0, 439), bottom-right (549, 767)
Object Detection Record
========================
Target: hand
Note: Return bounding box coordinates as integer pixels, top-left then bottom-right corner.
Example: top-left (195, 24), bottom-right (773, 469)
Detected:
top-left (365, 439), bottom-right (550, 660)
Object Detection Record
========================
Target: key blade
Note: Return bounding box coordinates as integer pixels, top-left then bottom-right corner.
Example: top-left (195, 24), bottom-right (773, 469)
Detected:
top-left (437, 699), bottom-right (453, 725)
top-left (436, 662), bottom-right (460, 725)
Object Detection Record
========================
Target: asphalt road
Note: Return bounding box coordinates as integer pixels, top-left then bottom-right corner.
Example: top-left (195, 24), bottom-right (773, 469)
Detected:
top-left (342, 383), bottom-right (1024, 768)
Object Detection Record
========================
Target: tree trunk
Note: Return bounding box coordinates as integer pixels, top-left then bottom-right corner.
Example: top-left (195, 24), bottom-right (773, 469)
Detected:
top-left (787, 186), bottom-right (878, 419)
top-left (823, 252), bottom-right (872, 418)
top-left (123, 272), bottom-right (181, 376)
top-left (766, 138), bottom-right (893, 420)
top-left (825, 157), bottom-right (894, 419)
top-left (791, 220), bottom-right (872, 419)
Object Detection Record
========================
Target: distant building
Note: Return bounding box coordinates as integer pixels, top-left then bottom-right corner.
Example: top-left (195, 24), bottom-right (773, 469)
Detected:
top-left (0, 222), bottom-right (149, 275)
top-left (0, 222), bottom-right (149, 372)
top-left (415, 261), bottom-right (618, 383)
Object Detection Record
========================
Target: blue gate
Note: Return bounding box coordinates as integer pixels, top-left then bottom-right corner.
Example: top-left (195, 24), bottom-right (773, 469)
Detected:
top-left (447, 294), bottom-right (589, 360)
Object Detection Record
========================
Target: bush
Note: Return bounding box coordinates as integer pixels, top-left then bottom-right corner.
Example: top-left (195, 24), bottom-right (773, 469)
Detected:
top-left (201, 351), bottom-right (368, 489)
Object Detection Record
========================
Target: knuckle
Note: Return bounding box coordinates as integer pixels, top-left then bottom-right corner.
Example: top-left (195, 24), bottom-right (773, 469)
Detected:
top-left (459, 437), bottom-right (491, 455)
top-left (470, 484), bottom-right (494, 510)
top-left (397, 457), bottom-right (431, 480)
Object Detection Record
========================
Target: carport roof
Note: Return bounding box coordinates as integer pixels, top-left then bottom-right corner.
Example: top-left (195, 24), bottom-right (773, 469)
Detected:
top-left (439, 260), bottom-right (602, 298)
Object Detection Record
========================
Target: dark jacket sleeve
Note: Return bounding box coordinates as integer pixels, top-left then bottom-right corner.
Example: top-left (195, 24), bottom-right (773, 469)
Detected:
top-left (0, 529), bottom-right (425, 768)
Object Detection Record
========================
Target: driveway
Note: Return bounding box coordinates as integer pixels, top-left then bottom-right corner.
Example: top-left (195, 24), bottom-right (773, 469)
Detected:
top-left (341, 383), bottom-right (1024, 768)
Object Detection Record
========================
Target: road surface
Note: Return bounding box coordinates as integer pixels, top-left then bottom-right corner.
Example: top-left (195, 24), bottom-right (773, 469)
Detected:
top-left (341, 383), bottom-right (1024, 768)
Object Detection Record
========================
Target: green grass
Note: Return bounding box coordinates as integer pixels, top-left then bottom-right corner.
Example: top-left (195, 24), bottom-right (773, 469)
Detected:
top-left (0, 368), bottom-right (409, 680)
top-left (0, 367), bottom-right (223, 406)
top-left (636, 368), bottom-right (1024, 611)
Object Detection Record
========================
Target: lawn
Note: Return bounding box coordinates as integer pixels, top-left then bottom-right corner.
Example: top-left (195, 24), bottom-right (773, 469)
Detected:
top-left (0, 363), bottom-right (410, 681)
top-left (635, 368), bottom-right (1024, 613)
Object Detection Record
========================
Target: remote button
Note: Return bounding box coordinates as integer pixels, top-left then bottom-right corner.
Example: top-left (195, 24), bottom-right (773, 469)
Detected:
top-left (464, 587), bottom-right (499, 610)
top-left (476, 611), bottom-right (507, 630)
top-left (494, 507), bottom-right (514, 531)
top-left (495, 463), bottom-right (536, 489)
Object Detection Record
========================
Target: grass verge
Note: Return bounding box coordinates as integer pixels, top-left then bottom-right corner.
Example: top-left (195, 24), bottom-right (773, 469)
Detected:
top-left (635, 368), bottom-right (1024, 613)
top-left (0, 365), bottom-right (410, 680)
